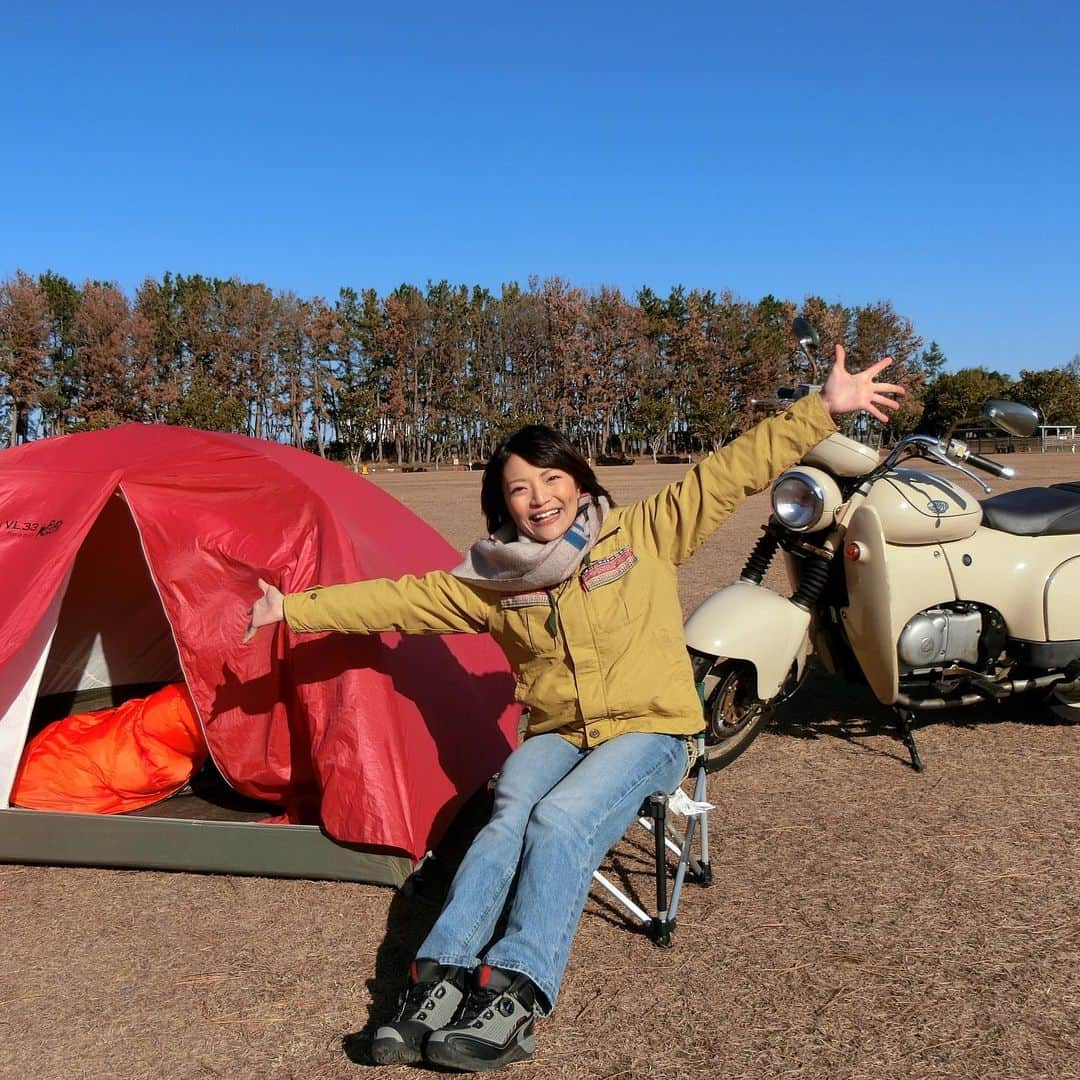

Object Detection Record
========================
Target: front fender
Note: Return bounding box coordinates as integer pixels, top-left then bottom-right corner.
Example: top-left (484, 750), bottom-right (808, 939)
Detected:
top-left (684, 580), bottom-right (811, 699)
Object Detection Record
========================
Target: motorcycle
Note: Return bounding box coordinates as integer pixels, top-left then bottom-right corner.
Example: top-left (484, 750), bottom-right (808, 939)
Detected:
top-left (686, 317), bottom-right (1080, 771)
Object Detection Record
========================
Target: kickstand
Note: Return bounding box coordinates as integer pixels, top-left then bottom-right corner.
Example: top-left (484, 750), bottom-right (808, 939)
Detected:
top-left (895, 709), bottom-right (923, 772)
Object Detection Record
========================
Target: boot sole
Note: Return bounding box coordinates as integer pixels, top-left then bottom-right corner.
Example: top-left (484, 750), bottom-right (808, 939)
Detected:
top-left (371, 1038), bottom-right (424, 1066)
top-left (424, 1030), bottom-right (535, 1072)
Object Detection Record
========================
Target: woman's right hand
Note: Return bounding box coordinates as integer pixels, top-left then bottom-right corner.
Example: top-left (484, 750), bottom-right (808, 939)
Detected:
top-left (820, 344), bottom-right (905, 422)
top-left (243, 578), bottom-right (285, 643)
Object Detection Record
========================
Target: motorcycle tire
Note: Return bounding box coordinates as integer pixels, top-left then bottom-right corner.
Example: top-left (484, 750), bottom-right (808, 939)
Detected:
top-left (1045, 682), bottom-right (1080, 725)
top-left (699, 660), bottom-right (772, 772)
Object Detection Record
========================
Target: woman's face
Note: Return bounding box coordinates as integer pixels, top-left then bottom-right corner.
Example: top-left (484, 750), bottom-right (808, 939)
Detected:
top-left (502, 454), bottom-right (582, 543)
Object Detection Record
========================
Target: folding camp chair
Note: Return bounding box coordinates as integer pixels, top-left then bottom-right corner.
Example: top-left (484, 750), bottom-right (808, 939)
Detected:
top-left (591, 733), bottom-right (713, 947)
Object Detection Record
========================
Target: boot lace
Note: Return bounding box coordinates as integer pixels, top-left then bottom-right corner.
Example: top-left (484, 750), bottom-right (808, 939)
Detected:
top-left (397, 978), bottom-right (445, 1020)
top-left (455, 986), bottom-right (504, 1027)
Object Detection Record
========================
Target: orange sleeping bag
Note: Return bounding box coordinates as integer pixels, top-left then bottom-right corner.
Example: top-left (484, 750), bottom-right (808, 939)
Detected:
top-left (10, 683), bottom-right (208, 814)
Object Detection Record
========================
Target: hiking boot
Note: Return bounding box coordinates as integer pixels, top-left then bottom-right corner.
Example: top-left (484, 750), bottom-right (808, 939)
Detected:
top-left (370, 959), bottom-right (468, 1065)
top-left (423, 964), bottom-right (536, 1072)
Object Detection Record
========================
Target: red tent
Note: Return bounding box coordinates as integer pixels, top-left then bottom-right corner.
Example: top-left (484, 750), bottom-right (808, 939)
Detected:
top-left (0, 425), bottom-right (518, 877)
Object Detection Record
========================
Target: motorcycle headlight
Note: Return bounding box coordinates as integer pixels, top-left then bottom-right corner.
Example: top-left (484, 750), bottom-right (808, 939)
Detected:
top-left (771, 468), bottom-right (841, 532)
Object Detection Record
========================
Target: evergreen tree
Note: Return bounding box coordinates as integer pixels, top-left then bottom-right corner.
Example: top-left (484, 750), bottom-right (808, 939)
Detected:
top-left (1013, 368), bottom-right (1080, 425)
top-left (920, 368), bottom-right (1014, 434)
top-left (916, 340), bottom-right (948, 382)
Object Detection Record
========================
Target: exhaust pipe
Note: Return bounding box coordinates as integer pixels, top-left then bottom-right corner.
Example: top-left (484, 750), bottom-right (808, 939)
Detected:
top-left (896, 672), bottom-right (1067, 711)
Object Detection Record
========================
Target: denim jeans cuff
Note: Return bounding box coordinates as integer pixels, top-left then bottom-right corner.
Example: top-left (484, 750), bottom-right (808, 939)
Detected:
top-left (420, 953), bottom-right (480, 974)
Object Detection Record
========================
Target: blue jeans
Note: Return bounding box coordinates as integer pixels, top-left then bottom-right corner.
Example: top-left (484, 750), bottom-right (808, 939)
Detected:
top-left (416, 730), bottom-right (689, 1014)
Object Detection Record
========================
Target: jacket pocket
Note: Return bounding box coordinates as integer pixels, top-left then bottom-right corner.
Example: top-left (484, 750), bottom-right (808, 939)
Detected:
top-left (583, 546), bottom-right (645, 628)
top-left (581, 546), bottom-right (638, 592)
top-left (500, 592), bottom-right (559, 653)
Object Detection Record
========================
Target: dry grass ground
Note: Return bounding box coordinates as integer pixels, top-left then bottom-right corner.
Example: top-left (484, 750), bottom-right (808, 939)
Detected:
top-left (2, 451), bottom-right (1078, 1079)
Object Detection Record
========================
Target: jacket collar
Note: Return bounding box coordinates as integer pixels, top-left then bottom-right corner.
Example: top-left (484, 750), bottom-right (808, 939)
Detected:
top-left (596, 509), bottom-right (624, 544)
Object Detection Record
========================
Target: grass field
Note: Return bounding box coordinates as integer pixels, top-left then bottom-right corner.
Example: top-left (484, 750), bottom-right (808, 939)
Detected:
top-left (3, 452), bottom-right (1078, 1079)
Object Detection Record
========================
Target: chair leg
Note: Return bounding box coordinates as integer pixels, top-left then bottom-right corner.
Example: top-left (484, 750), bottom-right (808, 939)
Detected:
top-left (648, 796), bottom-right (673, 948)
top-left (591, 745), bottom-right (713, 943)
top-left (591, 867), bottom-right (651, 925)
top-left (687, 759), bottom-right (713, 886)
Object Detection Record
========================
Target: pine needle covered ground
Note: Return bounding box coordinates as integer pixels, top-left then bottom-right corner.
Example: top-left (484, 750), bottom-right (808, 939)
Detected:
top-left (3, 458), bottom-right (1077, 1080)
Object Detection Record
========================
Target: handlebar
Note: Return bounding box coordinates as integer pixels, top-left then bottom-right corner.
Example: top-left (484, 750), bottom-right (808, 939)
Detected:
top-left (963, 451), bottom-right (1015, 480)
top-left (752, 383), bottom-right (824, 409)
top-left (941, 438), bottom-right (1015, 478)
top-left (777, 384), bottom-right (822, 401)
top-left (875, 433), bottom-right (1015, 491)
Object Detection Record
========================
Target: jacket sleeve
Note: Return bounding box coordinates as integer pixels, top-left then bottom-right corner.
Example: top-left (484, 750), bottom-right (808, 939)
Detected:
top-left (282, 569), bottom-right (493, 635)
top-left (621, 393), bottom-right (838, 565)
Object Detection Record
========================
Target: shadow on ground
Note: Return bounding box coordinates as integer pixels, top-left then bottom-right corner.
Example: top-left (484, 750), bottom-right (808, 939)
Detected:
top-left (772, 660), bottom-right (1079, 768)
top-left (341, 788), bottom-right (492, 1066)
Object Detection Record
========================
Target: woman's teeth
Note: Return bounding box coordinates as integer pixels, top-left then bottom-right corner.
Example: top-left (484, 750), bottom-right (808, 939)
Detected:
top-left (532, 508), bottom-right (560, 522)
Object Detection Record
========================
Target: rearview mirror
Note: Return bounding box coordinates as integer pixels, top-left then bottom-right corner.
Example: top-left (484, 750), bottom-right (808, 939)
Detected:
top-left (984, 399), bottom-right (1038, 438)
top-left (792, 316), bottom-right (819, 350)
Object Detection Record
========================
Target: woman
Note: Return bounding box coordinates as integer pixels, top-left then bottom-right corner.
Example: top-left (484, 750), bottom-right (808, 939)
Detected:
top-left (245, 346), bottom-right (903, 1072)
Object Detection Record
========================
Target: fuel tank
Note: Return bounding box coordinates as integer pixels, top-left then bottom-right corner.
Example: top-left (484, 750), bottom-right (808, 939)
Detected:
top-left (865, 467), bottom-right (982, 544)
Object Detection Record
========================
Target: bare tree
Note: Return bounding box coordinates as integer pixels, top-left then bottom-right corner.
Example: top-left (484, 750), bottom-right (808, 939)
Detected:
top-left (0, 271), bottom-right (51, 445)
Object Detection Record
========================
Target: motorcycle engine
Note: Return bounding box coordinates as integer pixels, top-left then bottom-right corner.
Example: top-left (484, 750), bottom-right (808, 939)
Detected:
top-left (897, 607), bottom-right (984, 670)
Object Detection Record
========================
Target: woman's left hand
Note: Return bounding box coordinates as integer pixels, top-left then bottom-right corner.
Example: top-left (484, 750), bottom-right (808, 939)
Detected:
top-left (243, 578), bottom-right (285, 643)
top-left (820, 344), bottom-right (906, 422)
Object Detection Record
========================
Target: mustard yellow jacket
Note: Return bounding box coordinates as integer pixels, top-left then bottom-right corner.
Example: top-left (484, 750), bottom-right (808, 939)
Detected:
top-left (284, 394), bottom-right (836, 748)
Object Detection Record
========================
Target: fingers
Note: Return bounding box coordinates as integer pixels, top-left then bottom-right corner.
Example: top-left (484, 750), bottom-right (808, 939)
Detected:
top-left (860, 390), bottom-right (904, 423)
top-left (244, 579), bottom-right (274, 644)
top-left (833, 343), bottom-right (847, 369)
top-left (839, 351), bottom-right (904, 381)
top-left (862, 355), bottom-right (893, 376)
top-left (865, 390), bottom-right (903, 418)
top-left (243, 598), bottom-right (261, 645)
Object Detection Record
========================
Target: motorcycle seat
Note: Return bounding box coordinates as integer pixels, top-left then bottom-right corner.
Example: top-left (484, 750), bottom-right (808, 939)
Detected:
top-left (980, 485), bottom-right (1080, 536)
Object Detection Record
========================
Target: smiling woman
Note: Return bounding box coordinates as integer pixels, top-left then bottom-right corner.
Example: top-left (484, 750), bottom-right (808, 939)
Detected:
top-left (480, 425), bottom-right (613, 542)
top-left (503, 456), bottom-right (582, 542)
top-left (242, 346), bottom-right (904, 1072)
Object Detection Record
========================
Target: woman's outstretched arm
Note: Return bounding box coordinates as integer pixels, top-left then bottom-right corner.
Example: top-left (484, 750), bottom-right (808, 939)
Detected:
top-left (243, 571), bottom-right (492, 643)
top-left (623, 346), bottom-right (904, 564)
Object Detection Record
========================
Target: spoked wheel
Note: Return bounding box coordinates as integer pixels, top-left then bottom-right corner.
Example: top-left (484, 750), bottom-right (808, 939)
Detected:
top-left (698, 659), bottom-right (772, 772)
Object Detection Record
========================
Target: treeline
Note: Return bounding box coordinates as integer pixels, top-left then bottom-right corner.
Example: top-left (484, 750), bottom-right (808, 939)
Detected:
top-left (1, 270), bottom-right (1077, 462)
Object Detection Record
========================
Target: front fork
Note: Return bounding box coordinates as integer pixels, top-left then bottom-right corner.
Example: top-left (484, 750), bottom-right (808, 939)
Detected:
top-left (741, 523), bottom-right (831, 610)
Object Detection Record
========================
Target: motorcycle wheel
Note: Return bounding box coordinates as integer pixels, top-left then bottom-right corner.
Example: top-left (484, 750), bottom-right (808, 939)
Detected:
top-left (700, 660), bottom-right (771, 772)
top-left (1045, 683), bottom-right (1080, 724)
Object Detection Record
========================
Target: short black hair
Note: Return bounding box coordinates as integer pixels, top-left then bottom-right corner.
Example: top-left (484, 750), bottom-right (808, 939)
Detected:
top-left (480, 425), bottom-right (613, 534)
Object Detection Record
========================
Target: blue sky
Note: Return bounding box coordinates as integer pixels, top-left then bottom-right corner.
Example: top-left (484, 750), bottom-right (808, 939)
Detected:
top-left (3, 1), bottom-right (1077, 376)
